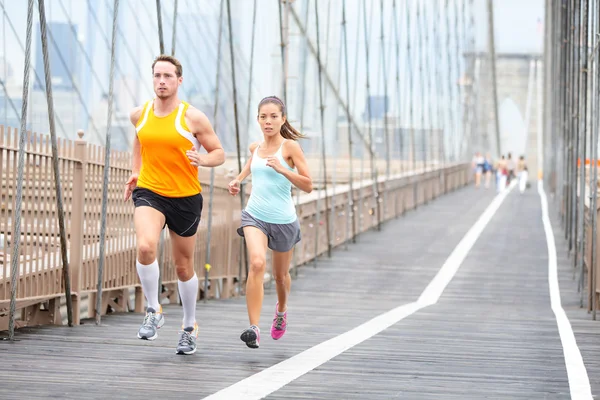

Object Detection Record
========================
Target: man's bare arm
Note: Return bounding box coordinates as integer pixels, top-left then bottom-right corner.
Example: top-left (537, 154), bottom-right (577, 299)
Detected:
top-left (186, 107), bottom-right (225, 167)
top-left (129, 106), bottom-right (143, 175)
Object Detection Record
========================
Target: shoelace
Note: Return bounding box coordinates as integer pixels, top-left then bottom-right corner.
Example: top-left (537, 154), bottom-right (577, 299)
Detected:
top-left (179, 330), bottom-right (194, 347)
top-left (143, 312), bottom-right (157, 327)
top-left (274, 316), bottom-right (285, 330)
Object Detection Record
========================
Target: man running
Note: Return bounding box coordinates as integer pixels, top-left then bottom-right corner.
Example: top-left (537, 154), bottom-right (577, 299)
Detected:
top-left (124, 55), bottom-right (225, 355)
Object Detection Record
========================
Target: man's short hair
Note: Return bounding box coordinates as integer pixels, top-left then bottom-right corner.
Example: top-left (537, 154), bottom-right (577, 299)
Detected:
top-left (152, 55), bottom-right (183, 77)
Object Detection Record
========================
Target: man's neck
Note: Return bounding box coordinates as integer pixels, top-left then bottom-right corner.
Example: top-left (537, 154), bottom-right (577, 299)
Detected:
top-left (153, 96), bottom-right (180, 116)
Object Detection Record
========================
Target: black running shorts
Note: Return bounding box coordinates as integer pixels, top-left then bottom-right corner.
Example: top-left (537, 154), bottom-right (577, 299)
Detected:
top-left (132, 187), bottom-right (203, 237)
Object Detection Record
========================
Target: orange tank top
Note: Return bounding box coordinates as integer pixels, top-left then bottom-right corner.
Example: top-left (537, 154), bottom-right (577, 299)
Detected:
top-left (135, 100), bottom-right (202, 197)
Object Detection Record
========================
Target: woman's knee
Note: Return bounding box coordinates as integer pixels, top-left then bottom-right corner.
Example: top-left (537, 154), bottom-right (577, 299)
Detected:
top-left (272, 271), bottom-right (289, 285)
top-left (249, 255), bottom-right (266, 275)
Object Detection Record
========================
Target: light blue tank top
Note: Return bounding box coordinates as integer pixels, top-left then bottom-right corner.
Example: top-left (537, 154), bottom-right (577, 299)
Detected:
top-left (245, 140), bottom-right (297, 224)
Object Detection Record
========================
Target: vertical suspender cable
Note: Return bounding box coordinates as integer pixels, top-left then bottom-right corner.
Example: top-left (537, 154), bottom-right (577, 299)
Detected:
top-left (226, 0), bottom-right (247, 285)
top-left (204, 0), bottom-right (224, 303)
top-left (239, 0), bottom-right (257, 286)
top-left (324, 0), bottom-right (338, 255)
top-left (422, 1), bottom-right (435, 170)
top-left (156, 0), bottom-right (164, 54)
top-left (8, 0), bottom-right (33, 340)
top-left (432, 2), bottom-right (445, 166)
top-left (407, 0), bottom-right (416, 172)
top-left (392, 0), bottom-right (402, 175)
top-left (278, 0), bottom-right (287, 103)
top-left (204, 0), bottom-right (223, 303)
top-left (577, 0), bottom-right (589, 305)
top-left (486, 0), bottom-right (501, 158)
top-left (245, 0), bottom-right (258, 148)
top-left (38, 0), bottom-right (74, 328)
top-left (444, 0), bottom-right (455, 162)
top-left (590, 0), bottom-right (599, 320)
top-left (353, 1), bottom-right (365, 238)
top-left (571, 0), bottom-right (581, 267)
top-left (292, 0), bottom-right (309, 276)
top-left (567, 0), bottom-right (574, 235)
top-left (560, 1), bottom-right (568, 225)
top-left (362, 0), bottom-right (381, 231)
top-left (95, 0), bottom-right (119, 325)
top-left (379, 0), bottom-right (390, 218)
top-left (453, 0), bottom-right (462, 161)
top-left (1, 0), bottom-right (6, 124)
top-left (416, 1), bottom-right (427, 171)
top-left (314, 0), bottom-right (333, 259)
top-left (458, 0), bottom-right (469, 160)
top-left (171, 0), bottom-right (177, 56)
top-left (342, 0), bottom-right (356, 244)
top-left (561, 0), bottom-right (568, 229)
top-left (155, 0), bottom-right (166, 298)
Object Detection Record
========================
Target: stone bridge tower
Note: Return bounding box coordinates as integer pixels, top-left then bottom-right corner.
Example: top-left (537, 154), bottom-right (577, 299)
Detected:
top-left (463, 52), bottom-right (543, 179)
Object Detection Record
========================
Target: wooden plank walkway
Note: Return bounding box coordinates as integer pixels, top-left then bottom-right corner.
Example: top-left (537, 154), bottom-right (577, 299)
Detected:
top-left (0, 183), bottom-right (598, 399)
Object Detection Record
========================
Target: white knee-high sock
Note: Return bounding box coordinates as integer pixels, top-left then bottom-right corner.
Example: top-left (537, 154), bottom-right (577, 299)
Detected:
top-left (178, 273), bottom-right (198, 328)
top-left (136, 259), bottom-right (160, 311)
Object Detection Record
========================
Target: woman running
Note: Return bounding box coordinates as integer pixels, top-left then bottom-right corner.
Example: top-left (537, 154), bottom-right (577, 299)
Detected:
top-left (228, 95), bottom-right (312, 349)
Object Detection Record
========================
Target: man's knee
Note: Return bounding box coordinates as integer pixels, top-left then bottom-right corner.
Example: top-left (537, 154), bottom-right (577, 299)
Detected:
top-left (249, 255), bottom-right (266, 275)
top-left (174, 257), bottom-right (195, 281)
top-left (137, 240), bottom-right (158, 264)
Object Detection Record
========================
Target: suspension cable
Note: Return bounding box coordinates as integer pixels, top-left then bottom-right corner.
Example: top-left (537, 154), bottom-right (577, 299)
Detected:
top-left (575, 0), bottom-right (589, 306)
top-left (314, 0), bottom-right (333, 259)
top-left (380, 0), bottom-right (390, 181)
top-left (226, 0), bottom-right (247, 285)
top-left (405, 0), bottom-right (415, 171)
top-left (156, 0), bottom-right (164, 54)
top-left (278, 0), bottom-right (287, 103)
top-left (171, 0), bottom-right (177, 56)
top-left (8, 0), bottom-right (33, 340)
top-left (352, 1), bottom-right (365, 238)
top-left (422, 0), bottom-right (435, 171)
top-left (291, 0), bottom-right (310, 277)
top-left (204, 0), bottom-right (225, 303)
top-left (432, 1), bottom-right (446, 166)
top-left (362, 0), bottom-right (381, 231)
top-left (392, 0), bottom-right (404, 173)
top-left (569, 1), bottom-right (581, 260)
top-left (245, 0), bottom-right (258, 149)
top-left (582, 2), bottom-right (600, 321)
top-left (342, 0), bottom-right (356, 244)
top-left (453, 0), bottom-right (463, 161)
top-left (416, 1), bottom-right (427, 172)
top-left (95, 0), bottom-right (119, 326)
top-left (37, 0), bottom-right (75, 328)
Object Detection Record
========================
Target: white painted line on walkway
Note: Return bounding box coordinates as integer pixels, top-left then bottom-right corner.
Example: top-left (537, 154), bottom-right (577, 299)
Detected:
top-left (203, 302), bottom-right (424, 400)
top-left (538, 181), bottom-right (593, 400)
top-left (203, 183), bottom-right (515, 400)
top-left (418, 181), bottom-right (516, 306)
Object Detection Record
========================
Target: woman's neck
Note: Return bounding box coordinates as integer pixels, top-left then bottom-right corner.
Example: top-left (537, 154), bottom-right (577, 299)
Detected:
top-left (262, 134), bottom-right (283, 147)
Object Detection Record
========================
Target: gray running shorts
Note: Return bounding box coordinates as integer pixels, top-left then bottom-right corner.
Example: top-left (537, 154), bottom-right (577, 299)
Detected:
top-left (237, 210), bottom-right (301, 252)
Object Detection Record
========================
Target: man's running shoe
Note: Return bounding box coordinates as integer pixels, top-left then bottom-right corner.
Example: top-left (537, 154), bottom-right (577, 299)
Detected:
top-left (137, 306), bottom-right (164, 340)
top-left (176, 323), bottom-right (199, 355)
